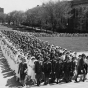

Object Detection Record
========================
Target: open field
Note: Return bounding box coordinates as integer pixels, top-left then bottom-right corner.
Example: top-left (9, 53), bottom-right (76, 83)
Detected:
top-left (39, 37), bottom-right (88, 52)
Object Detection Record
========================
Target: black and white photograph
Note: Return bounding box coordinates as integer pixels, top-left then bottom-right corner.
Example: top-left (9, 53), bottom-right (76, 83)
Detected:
top-left (0, 0), bottom-right (88, 88)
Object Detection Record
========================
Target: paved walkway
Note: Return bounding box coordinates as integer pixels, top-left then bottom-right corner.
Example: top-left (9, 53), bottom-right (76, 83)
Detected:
top-left (0, 47), bottom-right (22, 88)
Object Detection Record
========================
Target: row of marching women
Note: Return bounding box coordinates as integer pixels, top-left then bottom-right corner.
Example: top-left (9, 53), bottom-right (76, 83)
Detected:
top-left (1, 30), bottom-right (88, 87)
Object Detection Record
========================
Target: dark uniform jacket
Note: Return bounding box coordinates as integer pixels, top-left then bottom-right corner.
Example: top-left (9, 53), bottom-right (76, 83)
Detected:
top-left (18, 62), bottom-right (27, 74)
top-left (43, 61), bottom-right (52, 76)
top-left (35, 61), bottom-right (43, 74)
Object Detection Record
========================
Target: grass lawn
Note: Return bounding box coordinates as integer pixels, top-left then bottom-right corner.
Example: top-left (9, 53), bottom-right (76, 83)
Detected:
top-left (39, 37), bottom-right (88, 52)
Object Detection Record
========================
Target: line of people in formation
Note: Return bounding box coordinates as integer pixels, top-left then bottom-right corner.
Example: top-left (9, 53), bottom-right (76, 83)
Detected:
top-left (1, 30), bottom-right (88, 87)
top-left (17, 49), bottom-right (88, 87)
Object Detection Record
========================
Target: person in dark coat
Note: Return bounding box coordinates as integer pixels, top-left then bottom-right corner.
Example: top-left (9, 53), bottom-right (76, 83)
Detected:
top-left (34, 60), bottom-right (43, 86)
top-left (69, 56), bottom-right (76, 81)
top-left (50, 49), bottom-right (55, 60)
top-left (50, 58), bottom-right (57, 83)
top-left (18, 57), bottom-right (27, 86)
top-left (81, 54), bottom-right (87, 81)
top-left (75, 54), bottom-right (86, 82)
top-left (55, 59), bottom-right (63, 84)
top-left (63, 54), bottom-right (70, 83)
top-left (85, 56), bottom-right (88, 74)
top-left (43, 57), bottom-right (52, 85)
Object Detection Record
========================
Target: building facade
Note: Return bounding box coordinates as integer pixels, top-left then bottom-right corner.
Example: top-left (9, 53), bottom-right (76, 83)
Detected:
top-left (0, 7), bottom-right (4, 13)
top-left (69, 0), bottom-right (88, 32)
top-left (0, 7), bottom-right (4, 23)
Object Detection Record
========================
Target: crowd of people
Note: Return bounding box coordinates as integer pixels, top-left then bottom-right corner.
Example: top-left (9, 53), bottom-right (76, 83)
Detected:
top-left (26, 32), bottom-right (88, 37)
top-left (1, 30), bottom-right (88, 87)
top-left (25, 32), bottom-right (88, 37)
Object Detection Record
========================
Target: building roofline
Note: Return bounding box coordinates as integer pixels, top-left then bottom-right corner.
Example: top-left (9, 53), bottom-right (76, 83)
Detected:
top-left (71, 0), bottom-right (88, 7)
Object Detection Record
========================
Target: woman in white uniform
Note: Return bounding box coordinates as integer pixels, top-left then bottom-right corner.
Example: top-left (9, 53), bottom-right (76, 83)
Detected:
top-left (27, 56), bottom-right (36, 80)
top-left (14, 53), bottom-right (22, 81)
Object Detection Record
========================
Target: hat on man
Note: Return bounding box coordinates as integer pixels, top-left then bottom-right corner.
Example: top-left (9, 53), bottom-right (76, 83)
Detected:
top-left (31, 56), bottom-right (35, 60)
top-left (66, 51), bottom-right (70, 55)
top-left (78, 55), bottom-right (82, 57)
top-left (86, 56), bottom-right (88, 59)
top-left (81, 54), bottom-right (86, 58)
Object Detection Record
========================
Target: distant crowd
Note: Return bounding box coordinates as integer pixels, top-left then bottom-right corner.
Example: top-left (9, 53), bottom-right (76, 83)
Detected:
top-left (27, 32), bottom-right (88, 37)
